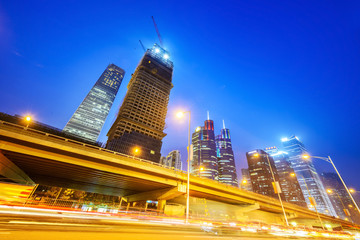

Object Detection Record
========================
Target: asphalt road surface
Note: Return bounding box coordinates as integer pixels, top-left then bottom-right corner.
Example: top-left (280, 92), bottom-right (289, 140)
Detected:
top-left (0, 206), bottom-right (349, 240)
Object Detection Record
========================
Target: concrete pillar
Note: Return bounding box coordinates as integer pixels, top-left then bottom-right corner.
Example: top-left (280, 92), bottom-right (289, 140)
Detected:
top-left (157, 200), bottom-right (166, 212)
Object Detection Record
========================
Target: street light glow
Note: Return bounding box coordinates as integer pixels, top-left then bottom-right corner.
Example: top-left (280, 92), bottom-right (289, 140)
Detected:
top-left (25, 116), bottom-right (31, 122)
top-left (253, 153), bottom-right (259, 157)
top-left (290, 173), bottom-right (296, 177)
top-left (199, 166), bottom-right (204, 171)
top-left (163, 54), bottom-right (169, 59)
top-left (302, 154), bottom-right (310, 159)
top-left (326, 189), bottom-right (332, 194)
top-left (176, 111), bottom-right (184, 118)
top-left (349, 188), bottom-right (355, 193)
top-left (242, 179), bottom-right (247, 184)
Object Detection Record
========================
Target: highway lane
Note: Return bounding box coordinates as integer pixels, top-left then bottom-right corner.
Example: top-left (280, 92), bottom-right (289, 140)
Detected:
top-left (0, 206), bottom-right (355, 240)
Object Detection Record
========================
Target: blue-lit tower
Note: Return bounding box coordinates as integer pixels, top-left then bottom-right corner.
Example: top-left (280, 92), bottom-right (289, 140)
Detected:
top-left (215, 120), bottom-right (238, 187)
top-left (63, 64), bottom-right (125, 142)
top-left (282, 136), bottom-right (336, 216)
top-left (191, 113), bottom-right (218, 180)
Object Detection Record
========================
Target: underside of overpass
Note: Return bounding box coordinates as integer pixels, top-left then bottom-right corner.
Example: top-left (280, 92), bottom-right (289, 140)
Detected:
top-left (0, 120), bottom-right (359, 231)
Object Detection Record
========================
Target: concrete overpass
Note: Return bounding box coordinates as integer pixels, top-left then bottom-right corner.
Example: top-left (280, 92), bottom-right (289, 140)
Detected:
top-left (0, 120), bottom-right (358, 230)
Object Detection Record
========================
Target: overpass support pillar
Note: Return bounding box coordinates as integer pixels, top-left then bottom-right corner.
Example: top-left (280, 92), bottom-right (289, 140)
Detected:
top-left (157, 200), bottom-right (166, 212)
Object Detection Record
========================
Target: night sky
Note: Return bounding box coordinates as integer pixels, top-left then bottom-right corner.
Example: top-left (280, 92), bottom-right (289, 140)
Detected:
top-left (1, 1), bottom-right (360, 190)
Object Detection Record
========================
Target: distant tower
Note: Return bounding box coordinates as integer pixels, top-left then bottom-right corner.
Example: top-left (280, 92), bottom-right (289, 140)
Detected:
top-left (215, 120), bottom-right (238, 187)
top-left (246, 149), bottom-right (282, 199)
top-left (320, 172), bottom-right (359, 223)
top-left (163, 150), bottom-right (182, 170)
top-left (63, 64), bottom-right (125, 142)
top-left (265, 147), bottom-right (306, 207)
top-left (282, 136), bottom-right (336, 216)
top-left (106, 44), bottom-right (173, 162)
top-left (191, 115), bottom-right (218, 180)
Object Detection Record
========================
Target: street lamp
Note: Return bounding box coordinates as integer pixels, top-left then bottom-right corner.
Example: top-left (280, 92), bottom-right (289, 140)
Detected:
top-left (292, 172), bottom-right (325, 230)
top-left (25, 115), bottom-right (31, 128)
top-left (132, 147), bottom-right (140, 158)
top-left (254, 153), bottom-right (289, 226)
top-left (302, 154), bottom-right (360, 215)
top-left (176, 110), bottom-right (191, 223)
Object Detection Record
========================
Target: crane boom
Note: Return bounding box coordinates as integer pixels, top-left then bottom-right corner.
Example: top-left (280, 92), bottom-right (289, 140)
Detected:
top-left (139, 40), bottom-right (146, 52)
top-left (151, 16), bottom-right (163, 47)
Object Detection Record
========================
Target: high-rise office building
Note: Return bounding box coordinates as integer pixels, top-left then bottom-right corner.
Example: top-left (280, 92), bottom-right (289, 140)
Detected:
top-left (265, 147), bottom-right (306, 207)
top-left (106, 44), bottom-right (173, 162)
top-left (282, 136), bottom-right (336, 216)
top-left (63, 64), bottom-right (125, 142)
top-left (240, 168), bottom-right (253, 191)
top-left (191, 116), bottom-right (218, 180)
top-left (246, 149), bottom-right (282, 199)
top-left (215, 121), bottom-right (238, 187)
top-left (162, 150), bottom-right (182, 170)
top-left (320, 172), bottom-right (360, 223)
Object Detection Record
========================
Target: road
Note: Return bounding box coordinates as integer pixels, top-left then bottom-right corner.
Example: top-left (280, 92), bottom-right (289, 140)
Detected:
top-left (0, 206), bottom-right (354, 240)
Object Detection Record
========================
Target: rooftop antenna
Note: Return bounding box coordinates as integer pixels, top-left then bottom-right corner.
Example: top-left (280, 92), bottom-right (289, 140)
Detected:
top-left (223, 119), bottom-right (226, 129)
top-left (139, 40), bottom-right (146, 52)
top-left (151, 16), bottom-right (164, 47)
top-left (207, 111), bottom-right (210, 120)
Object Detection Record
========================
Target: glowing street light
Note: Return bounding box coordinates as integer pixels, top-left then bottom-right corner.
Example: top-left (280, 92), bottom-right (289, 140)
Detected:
top-left (176, 110), bottom-right (191, 224)
top-left (25, 115), bottom-right (32, 128)
top-left (290, 172), bottom-right (296, 177)
top-left (132, 147), bottom-right (140, 158)
top-left (242, 179), bottom-right (247, 184)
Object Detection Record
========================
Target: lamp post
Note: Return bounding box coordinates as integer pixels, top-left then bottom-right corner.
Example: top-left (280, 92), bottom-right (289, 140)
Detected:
top-left (176, 111), bottom-right (191, 223)
top-left (292, 172), bottom-right (325, 230)
top-left (25, 116), bottom-right (31, 128)
top-left (302, 154), bottom-right (360, 215)
top-left (132, 147), bottom-right (140, 158)
top-left (254, 152), bottom-right (289, 226)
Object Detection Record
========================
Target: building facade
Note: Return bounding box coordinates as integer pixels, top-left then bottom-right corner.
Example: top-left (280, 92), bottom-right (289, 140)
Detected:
top-left (265, 147), bottom-right (307, 207)
top-left (106, 44), bottom-right (173, 162)
top-left (246, 149), bottom-right (281, 199)
top-left (63, 64), bottom-right (125, 142)
top-left (320, 172), bottom-right (360, 223)
top-left (162, 150), bottom-right (182, 170)
top-left (281, 136), bottom-right (336, 216)
top-left (215, 121), bottom-right (238, 187)
top-left (191, 118), bottom-right (219, 180)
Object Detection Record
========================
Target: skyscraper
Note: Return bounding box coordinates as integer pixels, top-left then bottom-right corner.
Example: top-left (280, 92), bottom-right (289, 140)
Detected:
top-left (106, 44), bottom-right (173, 162)
top-left (246, 149), bottom-right (281, 199)
top-left (320, 172), bottom-right (360, 223)
top-left (191, 115), bottom-right (218, 180)
top-left (215, 120), bottom-right (238, 187)
top-left (282, 136), bottom-right (336, 216)
top-left (63, 64), bottom-right (125, 142)
top-left (265, 147), bottom-right (306, 207)
top-left (162, 150), bottom-right (182, 170)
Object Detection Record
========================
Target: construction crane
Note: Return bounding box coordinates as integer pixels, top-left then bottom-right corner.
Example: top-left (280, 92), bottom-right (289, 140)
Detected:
top-left (151, 16), bottom-right (163, 47)
top-left (139, 40), bottom-right (146, 52)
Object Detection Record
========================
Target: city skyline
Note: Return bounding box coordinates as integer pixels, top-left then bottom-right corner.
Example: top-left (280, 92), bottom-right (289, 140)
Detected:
top-left (1, 0), bottom-right (360, 191)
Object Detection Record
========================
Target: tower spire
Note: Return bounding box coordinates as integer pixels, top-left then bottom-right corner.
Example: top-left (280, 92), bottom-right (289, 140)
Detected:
top-left (207, 111), bottom-right (210, 120)
top-left (223, 119), bottom-right (226, 129)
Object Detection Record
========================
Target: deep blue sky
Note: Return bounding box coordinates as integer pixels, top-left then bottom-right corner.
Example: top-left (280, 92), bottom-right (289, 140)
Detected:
top-left (1, 1), bottom-right (360, 189)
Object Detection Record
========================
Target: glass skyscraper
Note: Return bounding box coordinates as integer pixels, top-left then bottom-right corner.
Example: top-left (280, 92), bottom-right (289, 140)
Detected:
top-left (106, 44), bottom-right (173, 163)
top-left (191, 118), bottom-right (219, 180)
top-left (265, 147), bottom-right (306, 207)
top-left (161, 150), bottom-right (182, 170)
top-left (215, 121), bottom-right (238, 187)
top-left (281, 136), bottom-right (336, 216)
top-left (63, 64), bottom-right (125, 142)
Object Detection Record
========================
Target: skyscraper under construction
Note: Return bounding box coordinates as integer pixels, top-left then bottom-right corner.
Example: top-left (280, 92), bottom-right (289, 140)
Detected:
top-left (106, 44), bottom-right (173, 162)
